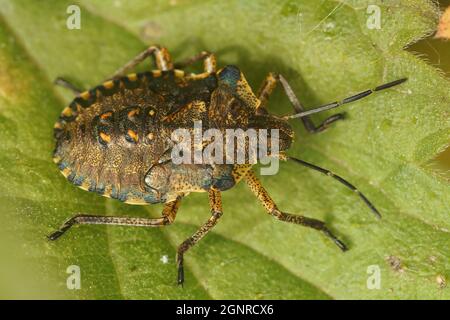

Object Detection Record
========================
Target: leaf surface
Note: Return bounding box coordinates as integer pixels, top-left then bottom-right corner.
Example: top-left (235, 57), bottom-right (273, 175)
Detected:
top-left (0, 0), bottom-right (449, 299)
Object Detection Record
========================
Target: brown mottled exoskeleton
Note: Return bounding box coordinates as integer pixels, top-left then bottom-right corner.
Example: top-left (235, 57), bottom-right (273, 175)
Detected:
top-left (49, 45), bottom-right (406, 285)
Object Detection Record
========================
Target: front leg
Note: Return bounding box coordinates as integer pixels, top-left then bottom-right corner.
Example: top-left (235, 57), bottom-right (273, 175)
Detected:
top-left (257, 72), bottom-right (344, 133)
top-left (176, 188), bottom-right (223, 286)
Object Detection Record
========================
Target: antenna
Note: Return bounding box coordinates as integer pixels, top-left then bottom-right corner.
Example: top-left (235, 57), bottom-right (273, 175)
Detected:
top-left (283, 78), bottom-right (407, 120)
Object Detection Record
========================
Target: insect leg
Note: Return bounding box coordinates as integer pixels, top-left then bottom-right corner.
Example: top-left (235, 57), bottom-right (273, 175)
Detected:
top-left (278, 74), bottom-right (344, 133)
top-left (174, 51), bottom-right (216, 73)
top-left (111, 45), bottom-right (173, 78)
top-left (256, 72), bottom-right (278, 114)
top-left (47, 197), bottom-right (182, 240)
top-left (244, 169), bottom-right (347, 251)
top-left (256, 73), bottom-right (343, 133)
top-left (176, 189), bottom-right (223, 286)
top-left (54, 77), bottom-right (83, 95)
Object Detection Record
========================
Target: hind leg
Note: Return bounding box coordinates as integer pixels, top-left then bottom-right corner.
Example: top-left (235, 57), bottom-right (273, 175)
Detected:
top-left (55, 45), bottom-right (174, 90)
top-left (47, 197), bottom-right (182, 240)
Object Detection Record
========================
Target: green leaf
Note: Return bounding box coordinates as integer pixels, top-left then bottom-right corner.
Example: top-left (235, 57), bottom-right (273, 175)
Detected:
top-left (0, 0), bottom-right (449, 299)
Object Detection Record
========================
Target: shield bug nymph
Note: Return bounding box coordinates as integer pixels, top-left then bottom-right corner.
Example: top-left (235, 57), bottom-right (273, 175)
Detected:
top-left (49, 45), bottom-right (406, 285)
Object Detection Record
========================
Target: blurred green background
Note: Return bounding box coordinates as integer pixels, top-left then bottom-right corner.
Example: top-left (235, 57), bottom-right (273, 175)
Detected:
top-left (0, 0), bottom-right (449, 300)
top-left (409, 0), bottom-right (450, 172)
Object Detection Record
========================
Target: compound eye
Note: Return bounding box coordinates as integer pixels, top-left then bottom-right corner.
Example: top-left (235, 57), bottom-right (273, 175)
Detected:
top-left (218, 65), bottom-right (241, 90)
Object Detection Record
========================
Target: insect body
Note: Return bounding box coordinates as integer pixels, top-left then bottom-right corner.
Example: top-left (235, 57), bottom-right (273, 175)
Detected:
top-left (49, 46), bottom-right (406, 285)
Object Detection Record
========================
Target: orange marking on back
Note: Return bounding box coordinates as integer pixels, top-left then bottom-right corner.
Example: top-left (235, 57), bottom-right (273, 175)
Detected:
top-left (62, 107), bottom-right (74, 117)
top-left (127, 73), bottom-right (138, 81)
top-left (174, 69), bottom-right (185, 78)
top-left (152, 70), bottom-right (162, 77)
top-left (100, 112), bottom-right (113, 120)
top-left (127, 129), bottom-right (139, 142)
top-left (185, 72), bottom-right (210, 80)
top-left (100, 132), bottom-right (111, 143)
top-left (80, 91), bottom-right (90, 100)
top-left (128, 108), bottom-right (139, 118)
top-left (54, 122), bottom-right (63, 129)
top-left (103, 80), bottom-right (115, 89)
top-left (62, 167), bottom-right (72, 177)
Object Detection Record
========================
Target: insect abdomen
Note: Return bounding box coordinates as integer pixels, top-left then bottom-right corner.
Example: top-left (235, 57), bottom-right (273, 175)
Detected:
top-left (53, 72), bottom-right (169, 204)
